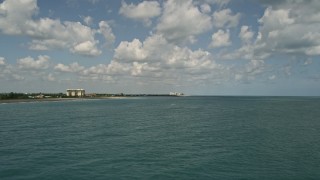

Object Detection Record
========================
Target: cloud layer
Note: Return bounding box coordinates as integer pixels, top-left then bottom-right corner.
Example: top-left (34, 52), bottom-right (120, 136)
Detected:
top-left (0, 0), bottom-right (114, 56)
top-left (0, 0), bottom-right (319, 95)
top-left (119, 1), bottom-right (161, 26)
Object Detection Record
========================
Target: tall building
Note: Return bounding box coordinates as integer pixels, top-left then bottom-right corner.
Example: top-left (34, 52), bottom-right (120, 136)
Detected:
top-left (66, 89), bottom-right (85, 97)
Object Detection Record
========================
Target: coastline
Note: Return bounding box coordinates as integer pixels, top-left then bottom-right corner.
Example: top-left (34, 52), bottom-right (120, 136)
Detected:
top-left (0, 97), bottom-right (132, 104)
top-left (0, 98), bottom-right (79, 104)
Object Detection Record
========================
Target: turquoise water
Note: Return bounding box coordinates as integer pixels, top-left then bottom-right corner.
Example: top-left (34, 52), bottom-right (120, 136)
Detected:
top-left (1, 96), bottom-right (320, 179)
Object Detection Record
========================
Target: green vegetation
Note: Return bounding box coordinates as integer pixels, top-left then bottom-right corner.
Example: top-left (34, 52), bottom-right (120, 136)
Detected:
top-left (0, 92), bottom-right (177, 100)
top-left (0, 92), bottom-right (66, 100)
top-left (0, 92), bottom-right (28, 100)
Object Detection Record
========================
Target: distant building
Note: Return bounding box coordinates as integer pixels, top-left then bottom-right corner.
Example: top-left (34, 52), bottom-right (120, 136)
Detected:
top-left (169, 92), bottom-right (184, 96)
top-left (66, 89), bottom-right (85, 97)
top-left (36, 94), bottom-right (44, 99)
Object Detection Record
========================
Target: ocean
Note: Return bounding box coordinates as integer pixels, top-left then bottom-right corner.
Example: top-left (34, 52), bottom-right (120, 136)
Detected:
top-left (1, 96), bottom-right (320, 179)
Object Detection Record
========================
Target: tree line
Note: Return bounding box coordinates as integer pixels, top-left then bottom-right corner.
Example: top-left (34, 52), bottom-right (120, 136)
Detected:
top-left (0, 92), bottom-right (66, 100)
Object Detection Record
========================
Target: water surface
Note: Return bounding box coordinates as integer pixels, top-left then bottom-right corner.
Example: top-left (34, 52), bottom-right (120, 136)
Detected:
top-left (1, 96), bottom-right (320, 179)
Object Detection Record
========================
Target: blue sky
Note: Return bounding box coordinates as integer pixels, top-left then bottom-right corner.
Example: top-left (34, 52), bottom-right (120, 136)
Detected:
top-left (0, 0), bottom-right (319, 95)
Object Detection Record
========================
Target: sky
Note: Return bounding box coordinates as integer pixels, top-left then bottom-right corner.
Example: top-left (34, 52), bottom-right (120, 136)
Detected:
top-left (0, 0), bottom-right (320, 95)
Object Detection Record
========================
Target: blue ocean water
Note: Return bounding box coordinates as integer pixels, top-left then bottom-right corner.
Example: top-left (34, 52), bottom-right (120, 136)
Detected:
top-left (1, 96), bottom-right (320, 179)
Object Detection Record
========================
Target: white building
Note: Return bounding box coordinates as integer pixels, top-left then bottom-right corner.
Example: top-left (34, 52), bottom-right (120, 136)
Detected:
top-left (169, 92), bottom-right (184, 96)
top-left (66, 89), bottom-right (85, 97)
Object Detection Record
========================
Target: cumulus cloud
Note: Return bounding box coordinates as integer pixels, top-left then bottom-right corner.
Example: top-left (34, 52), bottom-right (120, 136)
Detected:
top-left (71, 41), bottom-right (102, 56)
top-left (0, 57), bottom-right (5, 65)
top-left (54, 62), bottom-right (85, 73)
top-left (255, 0), bottom-right (320, 56)
top-left (115, 35), bottom-right (199, 64)
top-left (156, 0), bottom-right (212, 44)
top-left (83, 16), bottom-right (93, 26)
top-left (0, 0), bottom-right (114, 56)
top-left (245, 60), bottom-right (265, 75)
top-left (1, 63), bottom-right (25, 81)
top-left (209, 29), bottom-right (231, 48)
top-left (29, 39), bottom-right (68, 51)
top-left (0, 0), bottom-right (38, 35)
top-left (212, 8), bottom-right (241, 28)
top-left (239, 26), bottom-right (254, 44)
top-left (112, 34), bottom-right (219, 79)
top-left (98, 21), bottom-right (116, 46)
top-left (234, 59), bottom-right (267, 82)
top-left (17, 55), bottom-right (50, 70)
top-left (131, 62), bottom-right (159, 76)
top-left (2, 0), bottom-right (317, 93)
top-left (60, 34), bottom-right (223, 86)
top-left (119, 1), bottom-right (161, 26)
top-left (114, 39), bottom-right (148, 62)
top-left (200, 4), bottom-right (211, 14)
top-left (222, 0), bottom-right (320, 65)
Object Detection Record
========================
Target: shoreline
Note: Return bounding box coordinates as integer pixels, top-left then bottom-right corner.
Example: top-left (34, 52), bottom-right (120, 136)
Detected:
top-left (0, 97), bottom-right (133, 104)
top-left (0, 98), bottom-right (79, 104)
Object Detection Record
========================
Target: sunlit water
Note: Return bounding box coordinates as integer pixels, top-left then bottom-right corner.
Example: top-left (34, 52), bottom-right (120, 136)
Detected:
top-left (1, 96), bottom-right (320, 179)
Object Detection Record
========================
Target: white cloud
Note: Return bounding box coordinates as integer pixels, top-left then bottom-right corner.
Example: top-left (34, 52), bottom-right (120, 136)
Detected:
top-left (258, 7), bottom-right (294, 31)
top-left (98, 21), bottom-right (115, 46)
top-left (200, 4), bottom-right (211, 14)
top-left (119, 1), bottom-right (161, 26)
top-left (29, 39), bottom-right (68, 51)
top-left (0, 0), bottom-right (114, 56)
top-left (212, 8), bottom-right (241, 28)
top-left (156, 0), bottom-right (212, 44)
top-left (233, 59), bottom-right (267, 82)
top-left (0, 60), bottom-right (28, 81)
top-left (223, 0), bottom-right (320, 64)
top-left (131, 62), bottom-right (158, 76)
top-left (239, 26), bottom-right (254, 44)
top-left (83, 16), bottom-right (93, 26)
top-left (306, 46), bottom-right (320, 56)
top-left (82, 64), bottom-right (108, 75)
top-left (54, 63), bottom-right (72, 72)
top-left (114, 39), bottom-right (148, 62)
top-left (168, 47), bottom-right (217, 72)
top-left (246, 60), bottom-right (265, 75)
top-left (0, 57), bottom-right (5, 65)
top-left (255, 1), bottom-right (320, 56)
top-left (71, 41), bottom-right (102, 56)
top-left (113, 34), bottom-right (219, 77)
top-left (71, 34), bottom-right (223, 86)
top-left (17, 55), bottom-right (50, 70)
top-left (81, 61), bottom-right (131, 76)
top-left (0, 0), bottom-right (38, 35)
top-left (54, 62), bottom-right (85, 73)
top-left (209, 29), bottom-right (231, 48)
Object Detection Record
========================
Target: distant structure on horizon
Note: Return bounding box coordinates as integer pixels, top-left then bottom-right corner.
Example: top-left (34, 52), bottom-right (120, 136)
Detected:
top-left (169, 92), bottom-right (184, 96)
top-left (66, 89), bottom-right (85, 97)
